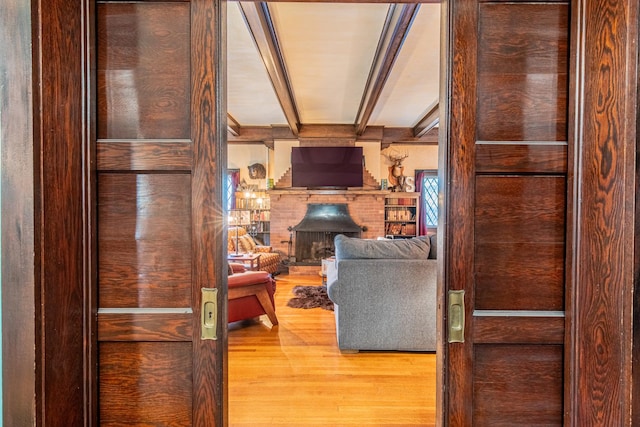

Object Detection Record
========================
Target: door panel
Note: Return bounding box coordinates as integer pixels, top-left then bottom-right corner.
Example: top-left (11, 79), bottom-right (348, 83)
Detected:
top-left (97, 3), bottom-right (191, 140)
top-left (444, 0), bottom-right (569, 424)
top-left (475, 175), bottom-right (565, 311)
top-left (96, 1), bottom-right (225, 425)
top-left (98, 174), bottom-right (192, 308)
top-left (473, 345), bottom-right (563, 424)
top-left (99, 342), bottom-right (193, 425)
top-left (476, 3), bottom-right (568, 142)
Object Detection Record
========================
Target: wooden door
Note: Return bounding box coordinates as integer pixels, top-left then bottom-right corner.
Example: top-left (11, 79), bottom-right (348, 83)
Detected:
top-left (96, 1), bottom-right (226, 424)
top-left (442, 0), bottom-right (569, 424)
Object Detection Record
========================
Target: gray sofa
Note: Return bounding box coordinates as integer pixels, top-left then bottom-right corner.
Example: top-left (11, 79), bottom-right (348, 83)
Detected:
top-left (326, 234), bottom-right (437, 352)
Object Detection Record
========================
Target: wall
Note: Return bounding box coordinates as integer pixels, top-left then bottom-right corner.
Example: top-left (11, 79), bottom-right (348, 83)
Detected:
top-left (379, 144), bottom-right (439, 186)
top-left (273, 140), bottom-right (298, 184)
top-left (229, 141), bottom-right (439, 187)
top-left (228, 144), bottom-right (270, 189)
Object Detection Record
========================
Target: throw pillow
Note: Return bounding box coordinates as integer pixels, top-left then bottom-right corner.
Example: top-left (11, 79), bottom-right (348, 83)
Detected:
top-left (334, 234), bottom-right (431, 260)
top-left (237, 234), bottom-right (256, 252)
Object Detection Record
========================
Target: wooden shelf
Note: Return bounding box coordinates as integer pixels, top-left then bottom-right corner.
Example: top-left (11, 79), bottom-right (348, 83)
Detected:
top-left (384, 192), bottom-right (419, 238)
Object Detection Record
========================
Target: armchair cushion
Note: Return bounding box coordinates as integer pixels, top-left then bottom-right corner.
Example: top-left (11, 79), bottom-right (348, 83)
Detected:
top-left (228, 226), bottom-right (282, 275)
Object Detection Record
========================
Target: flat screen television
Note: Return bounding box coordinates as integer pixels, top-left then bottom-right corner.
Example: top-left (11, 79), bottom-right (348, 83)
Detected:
top-left (291, 146), bottom-right (364, 188)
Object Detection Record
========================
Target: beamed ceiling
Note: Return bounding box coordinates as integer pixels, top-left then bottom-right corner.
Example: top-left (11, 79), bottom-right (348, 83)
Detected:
top-left (227, 2), bottom-right (441, 146)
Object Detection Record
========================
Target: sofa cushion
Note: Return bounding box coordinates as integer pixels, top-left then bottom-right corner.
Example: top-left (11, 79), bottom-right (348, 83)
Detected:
top-left (334, 234), bottom-right (431, 260)
top-left (236, 234), bottom-right (257, 252)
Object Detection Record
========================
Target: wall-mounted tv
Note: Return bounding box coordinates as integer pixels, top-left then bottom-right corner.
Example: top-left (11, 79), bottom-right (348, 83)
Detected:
top-left (291, 146), bottom-right (364, 189)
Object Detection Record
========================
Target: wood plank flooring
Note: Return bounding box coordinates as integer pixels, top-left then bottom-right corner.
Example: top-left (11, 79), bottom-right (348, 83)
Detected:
top-left (228, 273), bottom-right (437, 426)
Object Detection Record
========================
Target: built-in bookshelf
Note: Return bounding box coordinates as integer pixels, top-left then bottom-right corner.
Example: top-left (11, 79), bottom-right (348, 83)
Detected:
top-left (234, 190), bottom-right (271, 245)
top-left (384, 193), bottom-right (420, 238)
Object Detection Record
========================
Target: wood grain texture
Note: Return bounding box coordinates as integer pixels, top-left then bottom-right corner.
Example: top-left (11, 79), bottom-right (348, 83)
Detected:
top-left (475, 242), bottom-right (565, 310)
top-left (98, 173), bottom-right (192, 308)
top-left (477, 73), bottom-right (568, 141)
top-left (36, 0), bottom-right (92, 425)
top-left (475, 176), bottom-right (565, 310)
top-left (443, 0), bottom-right (479, 423)
top-left (97, 140), bottom-right (193, 171)
top-left (98, 312), bottom-right (193, 341)
top-left (99, 342), bottom-right (193, 426)
top-left (97, 2), bottom-right (191, 139)
top-left (477, 3), bottom-right (569, 142)
top-left (475, 142), bottom-right (567, 174)
top-left (473, 345), bottom-right (563, 425)
top-left (445, 0), bottom-right (570, 424)
top-left (473, 316), bottom-right (564, 344)
top-left (569, 0), bottom-right (638, 424)
top-left (190, 0), bottom-right (227, 424)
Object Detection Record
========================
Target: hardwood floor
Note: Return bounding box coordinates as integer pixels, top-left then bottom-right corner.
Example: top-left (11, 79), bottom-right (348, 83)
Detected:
top-left (228, 273), bottom-right (437, 426)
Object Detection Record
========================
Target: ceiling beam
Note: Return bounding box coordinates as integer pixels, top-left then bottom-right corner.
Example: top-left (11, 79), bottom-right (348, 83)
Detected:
top-left (354, 3), bottom-right (420, 135)
top-left (413, 102), bottom-right (439, 137)
top-left (227, 124), bottom-right (438, 146)
top-left (227, 113), bottom-right (241, 137)
top-left (238, 2), bottom-right (301, 135)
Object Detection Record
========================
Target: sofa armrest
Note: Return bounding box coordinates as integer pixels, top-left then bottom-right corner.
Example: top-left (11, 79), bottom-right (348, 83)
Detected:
top-left (254, 245), bottom-right (273, 253)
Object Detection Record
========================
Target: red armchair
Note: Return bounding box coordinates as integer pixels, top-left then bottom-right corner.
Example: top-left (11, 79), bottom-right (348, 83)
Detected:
top-left (228, 263), bottom-right (278, 325)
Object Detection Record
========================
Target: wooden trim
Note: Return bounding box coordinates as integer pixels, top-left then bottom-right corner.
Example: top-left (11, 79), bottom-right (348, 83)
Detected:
top-left (238, 1), bottom-right (300, 135)
top-left (98, 312), bottom-right (193, 341)
top-left (475, 142), bottom-right (567, 174)
top-left (567, 0), bottom-right (638, 424)
top-left (473, 316), bottom-right (564, 344)
top-left (441, 0), bottom-right (478, 423)
top-left (191, 0), bottom-right (227, 424)
top-left (354, 4), bottom-right (420, 135)
top-left (413, 102), bottom-right (439, 137)
top-left (97, 140), bottom-right (193, 171)
top-left (227, 123), bottom-right (438, 145)
top-left (227, 113), bottom-right (241, 137)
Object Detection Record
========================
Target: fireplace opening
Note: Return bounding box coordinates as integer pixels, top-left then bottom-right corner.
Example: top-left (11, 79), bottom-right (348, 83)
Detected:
top-left (291, 203), bottom-right (362, 265)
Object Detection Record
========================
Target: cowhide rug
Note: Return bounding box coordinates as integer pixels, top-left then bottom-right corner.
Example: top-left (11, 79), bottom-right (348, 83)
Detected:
top-left (287, 285), bottom-right (334, 311)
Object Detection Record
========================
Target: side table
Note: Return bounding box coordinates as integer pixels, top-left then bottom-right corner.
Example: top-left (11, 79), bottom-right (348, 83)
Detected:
top-left (228, 253), bottom-right (261, 271)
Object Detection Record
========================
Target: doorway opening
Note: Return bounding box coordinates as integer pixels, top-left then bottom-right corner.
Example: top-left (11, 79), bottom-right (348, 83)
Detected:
top-left (225, 2), bottom-right (441, 424)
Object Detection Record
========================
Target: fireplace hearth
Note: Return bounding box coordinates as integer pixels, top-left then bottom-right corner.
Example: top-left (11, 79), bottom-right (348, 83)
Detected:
top-left (292, 203), bottom-right (362, 265)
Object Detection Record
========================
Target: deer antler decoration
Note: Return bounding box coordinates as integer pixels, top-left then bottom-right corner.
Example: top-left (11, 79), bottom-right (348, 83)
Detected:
top-left (383, 148), bottom-right (409, 166)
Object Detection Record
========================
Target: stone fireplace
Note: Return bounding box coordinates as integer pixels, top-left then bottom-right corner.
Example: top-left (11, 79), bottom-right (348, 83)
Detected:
top-left (291, 203), bottom-right (362, 264)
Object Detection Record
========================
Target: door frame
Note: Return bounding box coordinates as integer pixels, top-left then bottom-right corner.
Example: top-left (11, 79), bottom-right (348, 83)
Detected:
top-left (1, 0), bottom-right (639, 425)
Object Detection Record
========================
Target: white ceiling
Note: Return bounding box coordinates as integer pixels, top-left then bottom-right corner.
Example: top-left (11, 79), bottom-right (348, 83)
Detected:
top-left (227, 2), bottom-right (441, 130)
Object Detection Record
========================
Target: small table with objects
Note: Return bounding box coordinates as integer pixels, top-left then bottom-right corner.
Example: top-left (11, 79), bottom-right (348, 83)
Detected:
top-left (228, 253), bottom-right (261, 271)
top-left (320, 257), bottom-right (336, 286)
